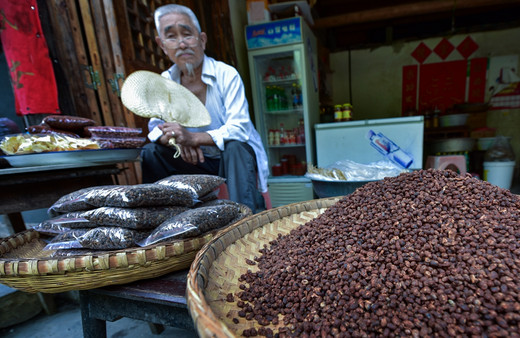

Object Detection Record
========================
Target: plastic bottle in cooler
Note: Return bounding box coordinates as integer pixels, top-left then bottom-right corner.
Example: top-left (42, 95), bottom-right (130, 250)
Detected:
top-left (273, 87), bottom-right (280, 111)
top-left (265, 86), bottom-right (273, 111)
top-left (279, 123), bottom-right (286, 144)
top-left (366, 130), bottom-right (414, 169)
top-left (292, 83), bottom-right (299, 108)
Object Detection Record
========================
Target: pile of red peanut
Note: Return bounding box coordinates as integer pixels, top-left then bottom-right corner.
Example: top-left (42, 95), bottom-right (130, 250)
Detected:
top-left (236, 169), bottom-right (520, 337)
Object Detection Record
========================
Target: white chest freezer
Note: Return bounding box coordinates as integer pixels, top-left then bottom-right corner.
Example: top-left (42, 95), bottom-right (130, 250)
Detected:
top-left (314, 116), bottom-right (424, 170)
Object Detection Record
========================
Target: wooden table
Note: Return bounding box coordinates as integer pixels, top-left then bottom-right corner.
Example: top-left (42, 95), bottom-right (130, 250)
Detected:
top-left (0, 157), bottom-right (136, 233)
top-left (79, 269), bottom-right (197, 338)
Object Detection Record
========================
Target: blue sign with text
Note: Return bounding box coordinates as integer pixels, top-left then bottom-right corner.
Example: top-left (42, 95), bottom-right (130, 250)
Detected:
top-left (246, 17), bottom-right (302, 49)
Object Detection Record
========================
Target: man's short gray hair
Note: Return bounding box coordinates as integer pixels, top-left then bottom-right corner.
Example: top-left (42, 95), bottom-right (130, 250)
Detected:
top-left (154, 4), bottom-right (201, 35)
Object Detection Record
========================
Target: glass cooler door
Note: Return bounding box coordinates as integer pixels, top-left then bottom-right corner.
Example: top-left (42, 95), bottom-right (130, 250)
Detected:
top-left (246, 17), bottom-right (319, 206)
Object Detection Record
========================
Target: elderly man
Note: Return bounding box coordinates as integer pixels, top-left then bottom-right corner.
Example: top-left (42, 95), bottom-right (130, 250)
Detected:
top-left (141, 4), bottom-right (269, 213)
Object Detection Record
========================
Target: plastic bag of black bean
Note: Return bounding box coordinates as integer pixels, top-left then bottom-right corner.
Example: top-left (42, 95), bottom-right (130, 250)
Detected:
top-left (43, 229), bottom-right (89, 250)
top-left (82, 206), bottom-right (188, 229)
top-left (198, 198), bottom-right (250, 210)
top-left (197, 190), bottom-right (219, 203)
top-left (83, 184), bottom-right (201, 208)
top-left (47, 186), bottom-right (114, 216)
top-left (77, 227), bottom-right (150, 250)
top-left (32, 213), bottom-right (93, 235)
top-left (198, 199), bottom-right (253, 224)
top-left (50, 248), bottom-right (107, 258)
top-left (139, 204), bottom-right (240, 246)
top-left (154, 174), bottom-right (226, 200)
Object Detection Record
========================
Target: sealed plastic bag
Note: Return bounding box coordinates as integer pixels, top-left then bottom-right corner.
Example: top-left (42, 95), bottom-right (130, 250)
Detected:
top-left (139, 204), bottom-right (240, 246)
top-left (484, 136), bottom-right (516, 162)
top-left (91, 136), bottom-right (146, 149)
top-left (43, 115), bottom-right (96, 131)
top-left (198, 199), bottom-right (251, 213)
top-left (48, 186), bottom-right (112, 216)
top-left (77, 227), bottom-right (150, 250)
top-left (83, 184), bottom-right (201, 208)
top-left (43, 229), bottom-right (89, 250)
top-left (155, 174), bottom-right (226, 200)
top-left (82, 206), bottom-right (188, 229)
top-left (84, 126), bottom-right (142, 138)
top-left (306, 159), bottom-right (407, 182)
top-left (51, 248), bottom-right (106, 257)
top-left (32, 212), bottom-right (93, 235)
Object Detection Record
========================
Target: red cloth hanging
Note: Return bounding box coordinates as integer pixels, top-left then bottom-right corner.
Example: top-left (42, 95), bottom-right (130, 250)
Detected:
top-left (0, 0), bottom-right (60, 116)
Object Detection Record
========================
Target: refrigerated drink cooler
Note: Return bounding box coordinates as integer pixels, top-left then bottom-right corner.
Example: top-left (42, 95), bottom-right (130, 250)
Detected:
top-left (246, 17), bottom-right (319, 207)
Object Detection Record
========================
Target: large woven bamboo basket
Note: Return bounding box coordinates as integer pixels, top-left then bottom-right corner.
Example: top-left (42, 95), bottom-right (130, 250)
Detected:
top-left (0, 229), bottom-right (217, 293)
top-left (186, 197), bottom-right (340, 337)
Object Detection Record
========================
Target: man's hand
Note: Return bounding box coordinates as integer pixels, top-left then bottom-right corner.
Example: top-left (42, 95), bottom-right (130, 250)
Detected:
top-left (180, 145), bottom-right (205, 164)
top-left (157, 122), bottom-right (178, 145)
top-left (158, 122), bottom-right (206, 164)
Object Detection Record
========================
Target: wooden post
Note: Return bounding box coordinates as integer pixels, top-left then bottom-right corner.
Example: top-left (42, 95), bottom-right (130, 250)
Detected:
top-left (77, 0), bottom-right (114, 126)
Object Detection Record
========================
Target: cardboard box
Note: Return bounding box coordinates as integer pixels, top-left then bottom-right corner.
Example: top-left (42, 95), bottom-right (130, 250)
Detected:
top-left (247, 0), bottom-right (270, 24)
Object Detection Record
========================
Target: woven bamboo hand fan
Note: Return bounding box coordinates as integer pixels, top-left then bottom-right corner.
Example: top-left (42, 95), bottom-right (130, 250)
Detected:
top-left (121, 70), bottom-right (211, 157)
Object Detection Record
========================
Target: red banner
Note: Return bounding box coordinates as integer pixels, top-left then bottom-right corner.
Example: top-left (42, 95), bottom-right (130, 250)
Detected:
top-left (0, 1), bottom-right (60, 115)
top-left (468, 58), bottom-right (488, 103)
top-left (419, 60), bottom-right (467, 112)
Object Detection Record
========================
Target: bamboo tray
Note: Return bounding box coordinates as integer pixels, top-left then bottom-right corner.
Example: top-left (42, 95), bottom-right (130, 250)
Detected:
top-left (186, 197), bottom-right (340, 337)
top-left (0, 228), bottom-right (222, 294)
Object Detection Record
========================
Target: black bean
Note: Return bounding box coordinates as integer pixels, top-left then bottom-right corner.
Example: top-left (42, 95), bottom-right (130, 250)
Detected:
top-left (155, 174), bottom-right (226, 199)
top-left (77, 227), bottom-right (149, 250)
top-left (83, 206), bottom-right (187, 229)
top-left (140, 204), bottom-right (240, 246)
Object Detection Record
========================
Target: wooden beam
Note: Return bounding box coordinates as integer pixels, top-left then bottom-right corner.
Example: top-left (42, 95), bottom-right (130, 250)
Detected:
top-left (314, 0), bottom-right (520, 29)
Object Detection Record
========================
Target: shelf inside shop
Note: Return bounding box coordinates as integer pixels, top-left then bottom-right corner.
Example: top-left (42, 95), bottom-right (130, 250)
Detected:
top-left (268, 143), bottom-right (305, 148)
top-left (263, 78), bottom-right (300, 86)
top-left (265, 108), bottom-right (303, 114)
top-left (424, 126), bottom-right (470, 141)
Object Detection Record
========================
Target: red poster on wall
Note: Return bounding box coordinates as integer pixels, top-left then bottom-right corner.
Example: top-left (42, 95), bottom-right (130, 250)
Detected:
top-left (402, 65), bottom-right (418, 114)
top-left (418, 60), bottom-right (467, 112)
top-left (468, 58), bottom-right (488, 103)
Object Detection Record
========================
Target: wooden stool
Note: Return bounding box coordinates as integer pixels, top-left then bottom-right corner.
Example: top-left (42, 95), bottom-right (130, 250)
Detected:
top-left (79, 269), bottom-right (196, 338)
top-left (426, 155), bottom-right (467, 174)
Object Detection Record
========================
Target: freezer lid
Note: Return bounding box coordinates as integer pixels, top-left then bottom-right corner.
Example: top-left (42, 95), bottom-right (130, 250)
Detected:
top-left (315, 116), bottom-right (424, 170)
top-left (314, 116), bottom-right (423, 130)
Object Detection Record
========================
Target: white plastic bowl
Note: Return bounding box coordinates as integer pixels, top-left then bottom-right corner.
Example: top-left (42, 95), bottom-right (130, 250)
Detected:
top-left (311, 179), bottom-right (378, 198)
top-left (477, 137), bottom-right (496, 151)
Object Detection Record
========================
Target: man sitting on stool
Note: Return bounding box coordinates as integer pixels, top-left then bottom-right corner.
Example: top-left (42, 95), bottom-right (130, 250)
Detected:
top-left (141, 4), bottom-right (269, 213)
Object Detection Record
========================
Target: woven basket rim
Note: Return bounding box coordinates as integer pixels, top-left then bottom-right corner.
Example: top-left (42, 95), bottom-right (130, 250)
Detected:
top-left (0, 228), bottom-right (219, 276)
top-left (186, 197), bottom-right (341, 338)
